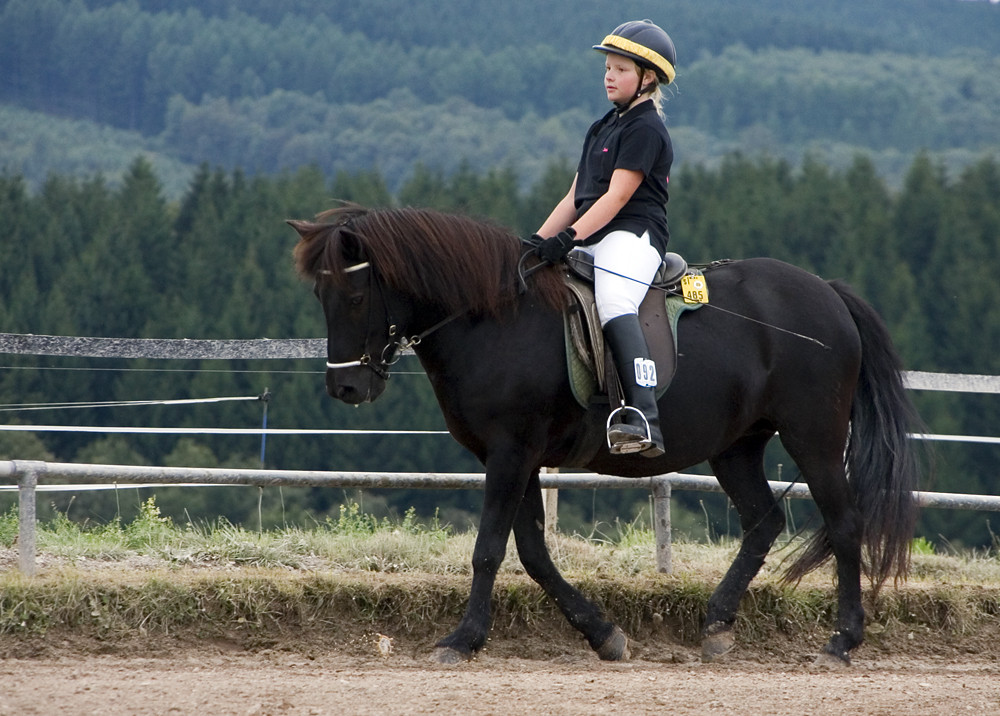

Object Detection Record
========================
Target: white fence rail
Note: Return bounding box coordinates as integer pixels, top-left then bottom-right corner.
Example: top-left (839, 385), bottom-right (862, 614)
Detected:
top-left (5, 460), bottom-right (1000, 578)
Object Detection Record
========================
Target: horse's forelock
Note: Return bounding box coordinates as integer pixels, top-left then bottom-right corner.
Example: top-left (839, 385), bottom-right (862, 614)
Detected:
top-left (292, 206), bottom-right (371, 283)
top-left (292, 224), bottom-right (339, 280)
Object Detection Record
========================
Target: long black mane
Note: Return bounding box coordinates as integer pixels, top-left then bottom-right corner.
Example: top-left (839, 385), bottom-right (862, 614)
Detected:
top-left (293, 205), bottom-right (568, 317)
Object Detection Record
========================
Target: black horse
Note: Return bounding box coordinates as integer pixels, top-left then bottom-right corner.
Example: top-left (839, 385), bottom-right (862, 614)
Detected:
top-left (289, 205), bottom-right (921, 666)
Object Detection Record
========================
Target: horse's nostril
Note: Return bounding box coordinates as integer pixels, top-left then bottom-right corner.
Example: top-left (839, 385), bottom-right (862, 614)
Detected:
top-left (329, 380), bottom-right (368, 405)
top-left (326, 376), bottom-right (345, 399)
top-left (330, 382), bottom-right (350, 399)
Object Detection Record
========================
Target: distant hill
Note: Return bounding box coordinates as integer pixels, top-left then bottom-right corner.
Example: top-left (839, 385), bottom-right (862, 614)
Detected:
top-left (0, 105), bottom-right (196, 197)
top-left (1, 0), bottom-right (998, 195)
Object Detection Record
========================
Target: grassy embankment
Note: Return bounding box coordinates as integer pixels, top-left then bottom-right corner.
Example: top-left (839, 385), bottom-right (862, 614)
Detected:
top-left (1, 499), bottom-right (999, 660)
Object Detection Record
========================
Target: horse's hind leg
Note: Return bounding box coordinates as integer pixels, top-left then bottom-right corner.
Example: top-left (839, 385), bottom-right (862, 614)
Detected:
top-left (788, 447), bottom-right (865, 665)
top-left (702, 435), bottom-right (786, 661)
top-left (512, 470), bottom-right (629, 660)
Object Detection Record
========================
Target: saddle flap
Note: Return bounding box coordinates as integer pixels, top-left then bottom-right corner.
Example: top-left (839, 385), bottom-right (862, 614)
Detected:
top-left (562, 276), bottom-right (696, 409)
top-left (563, 279), bottom-right (605, 392)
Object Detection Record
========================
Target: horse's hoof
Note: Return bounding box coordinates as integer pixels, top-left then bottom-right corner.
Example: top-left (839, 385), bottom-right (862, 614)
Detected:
top-left (430, 647), bottom-right (470, 665)
top-left (812, 650), bottom-right (851, 670)
top-left (700, 628), bottom-right (736, 663)
top-left (596, 626), bottom-right (631, 661)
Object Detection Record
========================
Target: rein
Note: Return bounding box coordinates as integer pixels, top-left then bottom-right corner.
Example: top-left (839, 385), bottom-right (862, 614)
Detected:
top-left (517, 237), bottom-right (549, 293)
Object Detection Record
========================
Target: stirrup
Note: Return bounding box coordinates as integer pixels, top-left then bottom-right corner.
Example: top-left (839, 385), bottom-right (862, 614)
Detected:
top-left (606, 405), bottom-right (654, 454)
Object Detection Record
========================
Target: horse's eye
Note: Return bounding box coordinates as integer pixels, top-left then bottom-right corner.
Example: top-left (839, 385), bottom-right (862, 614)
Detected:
top-left (350, 294), bottom-right (364, 306)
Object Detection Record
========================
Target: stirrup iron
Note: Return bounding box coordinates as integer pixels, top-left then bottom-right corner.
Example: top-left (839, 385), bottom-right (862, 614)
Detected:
top-left (606, 405), bottom-right (654, 454)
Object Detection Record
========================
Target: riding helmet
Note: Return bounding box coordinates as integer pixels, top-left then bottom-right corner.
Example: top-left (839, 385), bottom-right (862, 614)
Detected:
top-left (593, 19), bottom-right (676, 85)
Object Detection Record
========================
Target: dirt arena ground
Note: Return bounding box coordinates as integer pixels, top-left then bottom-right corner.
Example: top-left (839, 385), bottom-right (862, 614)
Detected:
top-left (2, 637), bottom-right (998, 715)
top-left (2, 551), bottom-right (999, 714)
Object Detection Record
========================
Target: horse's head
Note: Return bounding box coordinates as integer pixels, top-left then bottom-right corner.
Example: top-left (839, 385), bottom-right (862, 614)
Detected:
top-left (291, 205), bottom-right (571, 405)
top-left (289, 216), bottom-right (398, 404)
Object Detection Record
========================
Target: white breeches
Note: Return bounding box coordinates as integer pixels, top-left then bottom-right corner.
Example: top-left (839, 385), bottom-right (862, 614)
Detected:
top-left (578, 230), bottom-right (662, 326)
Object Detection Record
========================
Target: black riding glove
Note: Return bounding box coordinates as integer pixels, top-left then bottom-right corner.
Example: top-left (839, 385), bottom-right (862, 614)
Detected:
top-left (535, 228), bottom-right (577, 264)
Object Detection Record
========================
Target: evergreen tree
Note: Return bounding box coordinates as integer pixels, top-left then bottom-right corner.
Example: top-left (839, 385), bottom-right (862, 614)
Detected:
top-left (330, 169), bottom-right (393, 208)
top-left (397, 163), bottom-right (450, 209)
top-left (894, 153), bottom-right (948, 287)
top-left (4, 154), bottom-right (1000, 542)
top-left (520, 158), bottom-right (575, 237)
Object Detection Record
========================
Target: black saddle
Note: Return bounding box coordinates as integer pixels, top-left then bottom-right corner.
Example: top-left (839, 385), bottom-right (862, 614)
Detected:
top-left (564, 248), bottom-right (688, 288)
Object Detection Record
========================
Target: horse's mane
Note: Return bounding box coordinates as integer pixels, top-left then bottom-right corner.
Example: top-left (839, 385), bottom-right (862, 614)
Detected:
top-left (292, 205), bottom-right (569, 317)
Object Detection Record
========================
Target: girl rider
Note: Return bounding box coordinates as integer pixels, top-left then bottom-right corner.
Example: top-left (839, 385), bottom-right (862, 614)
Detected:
top-left (534, 19), bottom-right (676, 458)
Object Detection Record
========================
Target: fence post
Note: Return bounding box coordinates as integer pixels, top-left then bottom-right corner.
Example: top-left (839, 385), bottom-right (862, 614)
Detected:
top-left (17, 461), bottom-right (40, 576)
top-left (541, 467), bottom-right (559, 538)
top-left (652, 475), bottom-right (672, 573)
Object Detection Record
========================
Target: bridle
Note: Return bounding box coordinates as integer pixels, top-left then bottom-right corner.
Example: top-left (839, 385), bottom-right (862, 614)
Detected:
top-left (319, 260), bottom-right (398, 381)
top-left (319, 260), bottom-right (462, 381)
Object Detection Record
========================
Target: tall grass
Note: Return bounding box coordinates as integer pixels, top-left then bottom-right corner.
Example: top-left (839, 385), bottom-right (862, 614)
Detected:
top-left (5, 499), bottom-right (1000, 582)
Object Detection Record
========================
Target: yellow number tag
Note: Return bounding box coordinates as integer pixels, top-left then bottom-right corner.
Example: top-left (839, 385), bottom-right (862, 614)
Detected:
top-left (681, 274), bottom-right (709, 304)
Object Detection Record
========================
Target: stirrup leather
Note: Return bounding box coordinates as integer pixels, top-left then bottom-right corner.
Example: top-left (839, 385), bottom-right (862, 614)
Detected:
top-left (606, 405), bottom-right (654, 454)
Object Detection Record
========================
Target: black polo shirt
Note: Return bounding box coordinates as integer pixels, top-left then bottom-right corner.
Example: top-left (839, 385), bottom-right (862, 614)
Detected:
top-left (573, 101), bottom-right (672, 255)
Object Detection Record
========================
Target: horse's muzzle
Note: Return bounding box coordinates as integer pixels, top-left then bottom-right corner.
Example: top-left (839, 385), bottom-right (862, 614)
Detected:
top-left (326, 367), bottom-right (387, 404)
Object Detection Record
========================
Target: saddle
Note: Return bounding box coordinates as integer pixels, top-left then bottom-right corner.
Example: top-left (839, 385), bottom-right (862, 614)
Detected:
top-left (562, 248), bottom-right (703, 409)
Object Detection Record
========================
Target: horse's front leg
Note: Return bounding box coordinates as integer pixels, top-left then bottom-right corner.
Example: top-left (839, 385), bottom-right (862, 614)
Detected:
top-left (431, 446), bottom-right (531, 664)
top-left (512, 469), bottom-right (629, 660)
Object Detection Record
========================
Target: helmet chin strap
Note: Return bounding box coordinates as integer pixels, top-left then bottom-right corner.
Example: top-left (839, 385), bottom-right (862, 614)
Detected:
top-left (615, 81), bottom-right (657, 114)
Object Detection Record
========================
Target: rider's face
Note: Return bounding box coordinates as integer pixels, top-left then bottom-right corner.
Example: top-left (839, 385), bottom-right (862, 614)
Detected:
top-left (604, 55), bottom-right (641, 105)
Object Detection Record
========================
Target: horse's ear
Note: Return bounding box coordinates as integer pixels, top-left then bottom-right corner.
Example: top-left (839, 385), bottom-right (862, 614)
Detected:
top-left (339, 228), bottom-right (366, 263)
top-left (286, 219), bottom-right (315, 238)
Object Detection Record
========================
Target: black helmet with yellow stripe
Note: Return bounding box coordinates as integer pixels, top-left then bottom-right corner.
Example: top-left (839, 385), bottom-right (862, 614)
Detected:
top-left (593, 20), bottom-right (676, 85)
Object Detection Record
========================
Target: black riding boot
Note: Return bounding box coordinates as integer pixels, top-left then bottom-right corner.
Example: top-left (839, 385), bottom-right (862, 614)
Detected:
top-left (603, 314), bottom-right (665, 458)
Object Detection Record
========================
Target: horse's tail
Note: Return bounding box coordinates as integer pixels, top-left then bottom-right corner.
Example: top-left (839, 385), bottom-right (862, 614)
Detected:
top-left (787, 280), bottom-right (922, 592)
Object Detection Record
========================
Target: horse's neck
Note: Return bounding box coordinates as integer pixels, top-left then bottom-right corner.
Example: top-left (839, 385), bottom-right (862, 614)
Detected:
top-left (416, 299), bottom-right (564, 377)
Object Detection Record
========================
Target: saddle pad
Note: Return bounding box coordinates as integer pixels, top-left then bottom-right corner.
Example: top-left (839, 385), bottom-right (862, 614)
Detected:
top-left (565, 279), bottom-right (704, 409)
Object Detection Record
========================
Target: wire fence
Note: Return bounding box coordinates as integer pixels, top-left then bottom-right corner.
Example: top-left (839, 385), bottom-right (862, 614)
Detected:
top-left (4, 332), bottom-right (1000, 393)
top-left (3, 333), bottom-right (1000, 578)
